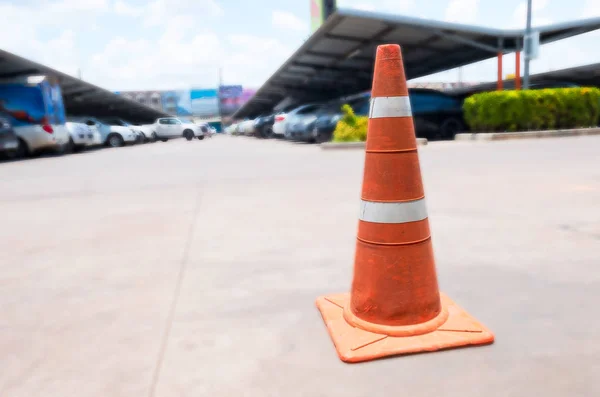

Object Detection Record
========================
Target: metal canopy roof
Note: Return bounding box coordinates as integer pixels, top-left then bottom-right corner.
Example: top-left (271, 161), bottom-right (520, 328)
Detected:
top-left (233, 8), bottom-right (600, 119)
top-left (447, 62), bottom-right (600, 96)
top-left (0, 49), bottom-right (168, 124)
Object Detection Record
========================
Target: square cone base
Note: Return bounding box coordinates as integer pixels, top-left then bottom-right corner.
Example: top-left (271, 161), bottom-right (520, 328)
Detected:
top-left (315, 292), bottom-right (494, 363)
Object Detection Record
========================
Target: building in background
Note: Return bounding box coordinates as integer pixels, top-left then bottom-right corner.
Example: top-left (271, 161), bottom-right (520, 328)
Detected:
top-left (116, 85), bottom-right (257, 121)
top-left (116, 91), bottom-right (164, 111)
top-left (161, 90), bottom-right (192, 116)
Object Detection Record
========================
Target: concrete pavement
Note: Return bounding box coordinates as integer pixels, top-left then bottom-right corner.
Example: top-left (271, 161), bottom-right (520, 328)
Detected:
top-left (1, 135), bottom-right (599, 397)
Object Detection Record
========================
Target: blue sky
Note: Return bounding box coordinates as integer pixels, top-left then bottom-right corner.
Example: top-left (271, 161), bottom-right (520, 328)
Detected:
top-left (1, 0), bottom-right (599, 91)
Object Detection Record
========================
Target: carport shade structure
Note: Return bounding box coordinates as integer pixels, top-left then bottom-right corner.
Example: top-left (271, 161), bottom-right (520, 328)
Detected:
top-left (232, 8), bottom-right (600, 119)
top-left (447, 61), bottom-right (600, 97)
top-left (0, 49), bottom-right (169, 124)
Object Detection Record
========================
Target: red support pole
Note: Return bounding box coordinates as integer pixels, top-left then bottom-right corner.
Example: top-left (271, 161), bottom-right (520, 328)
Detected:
top-left (497, 52), bottom-right (503, 91)
top-left (515, 51), bottom-right (522, 90)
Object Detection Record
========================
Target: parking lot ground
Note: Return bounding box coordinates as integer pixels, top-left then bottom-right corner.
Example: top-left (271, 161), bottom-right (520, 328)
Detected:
top-left (1, 135), bottom-right (599, 397)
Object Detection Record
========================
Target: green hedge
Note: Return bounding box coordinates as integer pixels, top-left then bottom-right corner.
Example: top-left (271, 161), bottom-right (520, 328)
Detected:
top-left (332, 104), bottom-right (368, 142)
top-left (463, 87), bottom-right (600, 132)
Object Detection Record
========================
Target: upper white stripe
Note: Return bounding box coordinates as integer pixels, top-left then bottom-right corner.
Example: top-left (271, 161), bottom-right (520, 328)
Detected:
top-left (359, 198), bottom-right (428, 224)
top-left (369, 96), bottom-right (412, 119)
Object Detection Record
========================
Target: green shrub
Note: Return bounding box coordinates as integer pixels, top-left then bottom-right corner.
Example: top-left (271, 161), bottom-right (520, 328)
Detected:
top-left (332, 104), bottom-right (368, 142)
top-left (463, 87), bottom-right (600, 132)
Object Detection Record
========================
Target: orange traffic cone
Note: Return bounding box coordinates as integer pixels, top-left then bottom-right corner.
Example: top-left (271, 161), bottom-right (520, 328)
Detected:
top-left (315, 44), bottom-right (494, 363)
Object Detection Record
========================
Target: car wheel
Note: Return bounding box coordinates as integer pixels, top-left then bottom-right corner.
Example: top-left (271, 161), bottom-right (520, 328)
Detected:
top-left (107, 133), bottom-right (124, 148)
top-left (64, 137), bottom-right (75, 154)
top-left (15, 139), bottom-right (29, 158)
top-left (315, 129), bottom-right (331, 144)
top-left (160, 138), bottom-right (168, 142)
top-left (184, 129), bottom-right (194, 141)
top-left (139, 132), bottom-right (147, 143)
top-left (265, 126), bottom-right (273, 139)
top-left (151, 132), bottom-right (158, 142)
top-left (439, 118), bottom-right (464, 140)
top-left (197, 135), bottom-right (204, 140)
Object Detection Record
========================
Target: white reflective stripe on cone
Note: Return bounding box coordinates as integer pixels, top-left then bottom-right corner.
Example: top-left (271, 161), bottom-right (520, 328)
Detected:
top-left (369, 96), bottom-right (412, 119)
top-left (359, 198), bottom-right (428, 224)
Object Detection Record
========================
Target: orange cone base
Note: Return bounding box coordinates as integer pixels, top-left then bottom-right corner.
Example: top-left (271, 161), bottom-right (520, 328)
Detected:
top-left (316, 292), bottom-right (494, 363)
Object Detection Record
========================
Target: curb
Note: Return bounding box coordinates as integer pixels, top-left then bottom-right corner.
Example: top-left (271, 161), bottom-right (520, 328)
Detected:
top-left (321, 138), bottom-right (428, 150)
top-left (455, 127), bottom-right (600, 142)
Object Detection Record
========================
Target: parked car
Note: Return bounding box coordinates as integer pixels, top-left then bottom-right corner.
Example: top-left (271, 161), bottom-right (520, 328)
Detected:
top-left (199, 123), bottom-right (214, 138)
top-left (0, 112), bottom-right (20, 159)
top-left (98, 117), bottom-right (143, 144)
top-left (0, 75), bottom-right (70, 157)
top-left (313, 88), bottom-right (466, 142)
top-left (254, 114), bottom-right (276, 138)
top-left (271, 111), bottom-right (290, 138)
top-left (129, 122), bottom-right (156, 143)
top-left (71, 116), bottom-right (136, 148)
top-left (237, 117), bottom-right (257, 136)
top-left (528, 81), bottom-right (580, 89)
top-left (286, 103), bottom-right (328, 141)
top-left (408, 88), bottom-right (466, 140)
top-left (313, 94), bottom-right (370, 143)
top-left (65, 119), bottom-right (95, 152)
top-left (152, 117), bottom-right (204, 141)
top-left (272, 104), bottom-right (322, 139)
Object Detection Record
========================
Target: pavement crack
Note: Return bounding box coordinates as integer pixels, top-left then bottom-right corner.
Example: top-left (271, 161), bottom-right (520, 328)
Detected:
top-left (148, 185), bottom-right (202, 397)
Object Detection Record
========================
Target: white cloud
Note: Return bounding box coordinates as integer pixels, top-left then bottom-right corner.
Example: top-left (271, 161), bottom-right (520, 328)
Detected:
top-left (338, 0), bottom-right (415, 14)
top-left (0, 3), bottom-right (80, 77)
top-left (351, 3), bottom-right (376, 11)
top-left (223, 34), bottom-right (296, 86)
top-left (143, 0), bottom-right (223, 27)
top-left (581, 0), bottom-right (600, 17)
top-left (114, 0), bottom-right (143, 17)
top-left (272, 10), bottom-right (308, 32)
top-left (509, 0), bottom-right (553, 28)
top-left (445, 0), bottom-right (479, 24)
top-left (88, 29), bottom-right (222, 90)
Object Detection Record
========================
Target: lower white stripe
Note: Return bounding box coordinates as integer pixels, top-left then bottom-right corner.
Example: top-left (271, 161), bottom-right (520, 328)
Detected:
top-left (369, 96), bottom-right (412, 119)
top-left (359, 198), bottom-right (428, 224)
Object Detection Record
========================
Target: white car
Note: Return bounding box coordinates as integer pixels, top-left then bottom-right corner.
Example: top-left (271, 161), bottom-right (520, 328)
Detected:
top-left (99, 118), bottom-right (142, 145)
top-left (271, 112), bottom-right (288, 137)
top-left (134, 124), bottom-right (156, 142)
top-left (74, 117), bottom-right (137, 148)
top-left (152, 117), bottom-right (204, 141)
top-left (65, 120), bottom-right (95, 151)
top-left (238, 118), bottom-right (256, 136)
top-left (273, 103), bottom-right (320, 139)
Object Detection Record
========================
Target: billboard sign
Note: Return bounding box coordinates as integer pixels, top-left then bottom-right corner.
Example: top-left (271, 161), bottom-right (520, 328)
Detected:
top-left (191, 89), bottom-right (219, 117)
top-left (311, 0), bottom-right (336, 33)
top-left (218, 85), bottom-right (257, 116)
top-left (218, 85), bottom-right (243, 115)
top-left (311, 0), bottom-right (324, 33)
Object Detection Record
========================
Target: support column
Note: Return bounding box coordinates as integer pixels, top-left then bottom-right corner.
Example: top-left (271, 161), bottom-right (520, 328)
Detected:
top-left (497, 52), bottom-right (503, 91)
top-left (497, 38), bottom-right (504, 91)
top-left (516, 51), bottom-right (521, 90)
